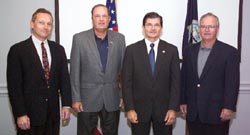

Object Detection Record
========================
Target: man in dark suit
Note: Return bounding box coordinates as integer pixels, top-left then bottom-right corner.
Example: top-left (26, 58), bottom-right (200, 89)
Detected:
top-left (180, 12), bottom-right (240, 135)
top-left (70, 4), bottom-right (125, 135)
top-left (122, 12), bottom-right (181, 135)
top-left (7, 8), bottom-right (71, 135)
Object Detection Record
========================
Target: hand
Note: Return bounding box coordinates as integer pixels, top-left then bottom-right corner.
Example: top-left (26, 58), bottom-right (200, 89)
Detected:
top-left (61, 107), bottom-right (71, 121)
top-left (119, 98), bottom-right (124, 110)
top-left (220, 108), bottom-right (234, 121)
top-left (17, 115), bottom-right (30, 130)
top-left (165, 110), bottom-right (176, 125)
top-left (180, 104), bottom-right (187, 118)
top-left (127, 110), bottom-right (139, 123)
top-left (118, 82), bottom-right (122, 90)
top-left (72, 101), bottom-right (83, 113)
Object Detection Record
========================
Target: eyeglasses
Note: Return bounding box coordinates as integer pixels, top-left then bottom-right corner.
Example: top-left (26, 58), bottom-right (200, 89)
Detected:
top-left (200, 25), bottom-right (217, 30)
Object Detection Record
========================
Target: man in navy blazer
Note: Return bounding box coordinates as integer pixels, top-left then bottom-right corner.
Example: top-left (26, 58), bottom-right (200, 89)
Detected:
top-left (122, 12), bottom-right (181, 135)
top-left (180, 13), bottom-right (240, 135)
top-left (7, 8), bottom-right (71, 135)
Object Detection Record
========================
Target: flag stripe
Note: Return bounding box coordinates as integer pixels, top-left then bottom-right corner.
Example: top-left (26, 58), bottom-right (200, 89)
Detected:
top-left (106, 0), bottom-right (118, 31)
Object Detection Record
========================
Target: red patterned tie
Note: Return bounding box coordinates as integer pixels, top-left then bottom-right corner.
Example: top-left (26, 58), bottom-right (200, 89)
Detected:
top-left (41, 42), bottom-right (50, 82)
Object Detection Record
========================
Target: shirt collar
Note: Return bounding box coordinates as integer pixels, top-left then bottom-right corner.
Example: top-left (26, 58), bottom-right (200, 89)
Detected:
top-left (144, 38), bottom-right (160, 47)
top-left (31, 35), bottom-right (48, 46)
top-left (200, 42), bottom-right (213, 51)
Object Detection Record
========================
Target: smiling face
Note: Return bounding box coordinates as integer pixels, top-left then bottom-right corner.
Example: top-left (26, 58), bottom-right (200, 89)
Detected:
top-left (92, 5), bottom-right (110, 32)
top-left (199, 15), bottom-right (219, 43)
top-left (143, 18), bottom-right (162, 42)
top-left (30, 12), bottom-right (53, 41)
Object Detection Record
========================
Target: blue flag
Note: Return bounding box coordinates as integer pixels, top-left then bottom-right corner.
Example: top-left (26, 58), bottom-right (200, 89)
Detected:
top-left (106, 0), bottom-right (118, 31)
top-left (182, 0), bottom-right (200, 56)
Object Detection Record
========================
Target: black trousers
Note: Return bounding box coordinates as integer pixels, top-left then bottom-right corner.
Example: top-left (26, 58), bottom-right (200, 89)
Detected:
top-left (187, 117), bottom-right (230, 135)
top-left (77, 107), bottom-right (120, 135)
top-left (16, 105), bottom-right (59, 135)
top-left (131, 120), bottom-right (172, 135)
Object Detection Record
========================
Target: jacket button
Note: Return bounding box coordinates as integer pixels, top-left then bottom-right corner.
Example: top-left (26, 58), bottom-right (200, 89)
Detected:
top-left (45, 98), bottom-right (48, 102)
top-left (197, 84), bottom-right (201, 87)
top-left (47, 86), bottom-right (50, 89)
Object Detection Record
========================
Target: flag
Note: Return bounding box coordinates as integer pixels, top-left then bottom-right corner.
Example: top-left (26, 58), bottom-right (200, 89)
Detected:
top-left (182, 0), bottom-right (200, 57)
top-left (94, 115), bottom-right (102, 135)
top-left (106, 0), bottom-right (118, 31)
top-left (94, 125), bottom-right (102, 135)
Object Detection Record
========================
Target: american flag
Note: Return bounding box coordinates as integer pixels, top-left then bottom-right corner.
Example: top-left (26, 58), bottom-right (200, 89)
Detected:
top-left (106, 0), bottom-right (118, 31)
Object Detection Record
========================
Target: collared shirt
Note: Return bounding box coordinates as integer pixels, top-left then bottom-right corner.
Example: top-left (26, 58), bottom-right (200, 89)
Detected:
top-left (197, 43), bottom-right (213, 77)
top-left (95, 34), bottom-right (109, 73)
top-left (32, 35), bottom-right (51, 68)
top-left (145, 38), bottom-right (160, 61)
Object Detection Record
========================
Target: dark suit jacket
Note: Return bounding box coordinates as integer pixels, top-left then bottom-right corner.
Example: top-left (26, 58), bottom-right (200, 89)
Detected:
top-left (180, 40), bottom-right (240, 124)
top-left (122, 39), bottom-right (181, 122)
top-left (7, 37), bottom-right (71, 126)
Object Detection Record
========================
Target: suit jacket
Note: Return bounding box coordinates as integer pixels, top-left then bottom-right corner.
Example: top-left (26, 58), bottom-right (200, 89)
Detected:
top-left (122, 39), bottom-right (181, 122)
top-left (180, 40), bottom-right (240, 124)
top-left (7, 37), bottom-right (72, 126)
top-left (70, 29), bottom-right (126, 112)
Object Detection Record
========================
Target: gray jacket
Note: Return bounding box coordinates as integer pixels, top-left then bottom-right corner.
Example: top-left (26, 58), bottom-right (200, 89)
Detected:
top-left (70, 29), bottom-right (126, 112)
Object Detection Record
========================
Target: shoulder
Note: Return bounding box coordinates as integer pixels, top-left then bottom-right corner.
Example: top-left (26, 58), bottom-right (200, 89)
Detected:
top-left (126, 39), bottom-right (144, 49)
top-left (216, 40), bottom-right (237, 52)
top-left (73, 29), bottom-right (93, 39)
top-left (159, 40), bottom-right (178, 51)
top-left (9, 37), bottom-right (31, 51)
top-left (48, 40), bottom-right (65, 51)
top-left (184, 42), bottom-right (200, 52)
top-left (108, 30), bottom-right (125, 39)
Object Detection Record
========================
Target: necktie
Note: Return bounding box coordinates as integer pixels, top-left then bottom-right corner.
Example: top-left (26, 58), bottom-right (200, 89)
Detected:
top-left (149, 43), bottom-right (155, 75)
top-left (41, 42), bottom-right (50, 82)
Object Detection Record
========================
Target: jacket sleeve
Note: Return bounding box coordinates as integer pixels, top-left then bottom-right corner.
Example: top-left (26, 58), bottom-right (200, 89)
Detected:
top-left (7, 45), bottom-right (27, 118)
top-left (121, 46), bottom-right (135, 111)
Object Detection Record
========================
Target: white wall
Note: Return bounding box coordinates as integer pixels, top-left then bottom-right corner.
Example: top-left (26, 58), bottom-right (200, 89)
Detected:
top-left (0, 0), bottom-right (55, 134)
top-left (59, 0), bottom-right (240, 59)
top-left (0, 0), bottom-right (55, 91)
top-left (1, 0), bottom-right (250, 135)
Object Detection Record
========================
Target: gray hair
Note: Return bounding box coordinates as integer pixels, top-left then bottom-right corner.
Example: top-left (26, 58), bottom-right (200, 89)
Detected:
top-left (200, 12), bottom-right (220, 27)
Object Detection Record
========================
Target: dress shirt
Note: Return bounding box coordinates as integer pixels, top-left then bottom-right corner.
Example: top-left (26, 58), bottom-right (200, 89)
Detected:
top-left (32, 35), bottom-right (51, 68)
top-left (145, 38), bottom-right (159, 62)
top-left (95, 34), bottom-right (109, 73)
top-left (197, 43), bottom-right (213, 77)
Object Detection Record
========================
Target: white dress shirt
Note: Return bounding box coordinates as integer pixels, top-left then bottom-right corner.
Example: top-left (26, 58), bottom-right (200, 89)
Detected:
top-left (145, 38), bottom-right (159, 62)
top-left (31, 35), bottom-right (51, 68)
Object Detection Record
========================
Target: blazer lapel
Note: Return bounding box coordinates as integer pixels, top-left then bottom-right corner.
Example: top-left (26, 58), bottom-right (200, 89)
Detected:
top-left (139, 40), bottom-right (154, 79)
top-left (87, 30), bottom-right (103, 69)
top-left (48, 41), bottom-right (55, 81)
top-left (154, 41), bottom-right (167, 77)
top-left (199, 42), bottom-right (220, 81)
top-left (105, 31), bottom-right (114, 71)
top-left (192, 44), bottom-right (200, 80)
top-left (28, 38), bottom-right (47, 82)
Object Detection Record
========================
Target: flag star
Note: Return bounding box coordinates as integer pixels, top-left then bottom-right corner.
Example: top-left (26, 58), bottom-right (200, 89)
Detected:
top-left (111, 10), bottom-right (115, 14)
top-left (112, 20), bottom-right (116, 24)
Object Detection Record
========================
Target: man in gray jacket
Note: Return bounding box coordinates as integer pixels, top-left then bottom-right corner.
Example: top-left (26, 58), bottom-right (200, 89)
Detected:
top-left (70, 4), bottom-right (126, 135)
